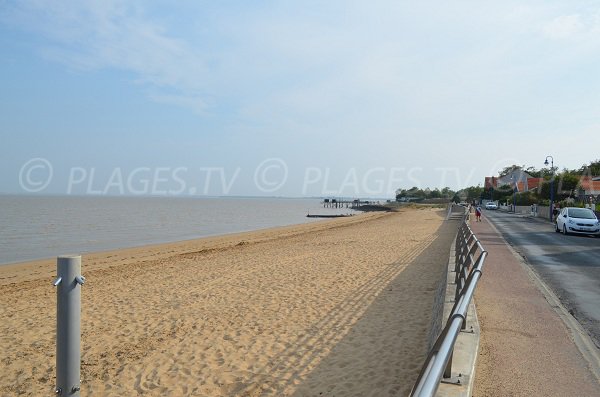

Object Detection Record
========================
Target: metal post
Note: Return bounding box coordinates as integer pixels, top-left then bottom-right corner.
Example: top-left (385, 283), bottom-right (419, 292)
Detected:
top-left (443, 351), bottom-right (453, 378)
top-left (513, 186), bottom-right (516, 213)
top-left (550, 178), bottom-right (554, 222)
top-left (545, 155), bottom-right (555, 222)
top-left (455, 276), bottom-right (463, 301)
top-left (54, 255), bottom-right (85, 396)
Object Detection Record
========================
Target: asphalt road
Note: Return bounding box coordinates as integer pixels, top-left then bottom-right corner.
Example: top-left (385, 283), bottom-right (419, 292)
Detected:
top-left (483, 209), bottom-right (600, 348)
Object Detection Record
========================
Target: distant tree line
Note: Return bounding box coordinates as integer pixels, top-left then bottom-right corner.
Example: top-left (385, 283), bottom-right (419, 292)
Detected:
top-left (395, 187), bottom-right (456, 203)
top-left (466, 159), bottom-right (600, 209)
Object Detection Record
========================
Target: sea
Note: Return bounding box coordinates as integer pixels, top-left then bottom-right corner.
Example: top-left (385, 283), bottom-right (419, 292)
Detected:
top-left (0, 195), bottom-right (357, 265)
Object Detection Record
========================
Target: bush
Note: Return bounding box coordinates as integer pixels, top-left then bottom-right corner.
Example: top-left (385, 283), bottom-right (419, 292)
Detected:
top-left (509, 191), bottom-right (539, 206)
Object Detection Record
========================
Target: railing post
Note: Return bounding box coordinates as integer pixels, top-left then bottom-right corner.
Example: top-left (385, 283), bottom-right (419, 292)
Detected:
top-left (54, 255), bottom-right (84, 396)
top-left (455, 233), bottom-right (473, 282)
top-left (455, 278), bottom-right (462, 301)
top-left (455, 231), bottom-right (466, 276)
top-left (443, 351), bottom-right (453, 378)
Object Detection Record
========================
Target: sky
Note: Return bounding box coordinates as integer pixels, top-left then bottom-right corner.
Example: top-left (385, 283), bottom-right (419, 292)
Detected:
top-left (1, 1), bottom-right (600, 198)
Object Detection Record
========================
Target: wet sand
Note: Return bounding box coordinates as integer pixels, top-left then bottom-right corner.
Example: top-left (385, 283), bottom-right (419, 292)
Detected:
top-left (1, 208), bottom-right (457, 396)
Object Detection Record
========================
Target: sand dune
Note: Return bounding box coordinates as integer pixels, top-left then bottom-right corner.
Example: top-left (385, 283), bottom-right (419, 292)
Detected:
top-left (0, 208), bottom-right (457, 396)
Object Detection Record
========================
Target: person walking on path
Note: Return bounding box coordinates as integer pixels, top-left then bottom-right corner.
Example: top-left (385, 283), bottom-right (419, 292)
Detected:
top-left (475, 205), bottom-right (482, 222)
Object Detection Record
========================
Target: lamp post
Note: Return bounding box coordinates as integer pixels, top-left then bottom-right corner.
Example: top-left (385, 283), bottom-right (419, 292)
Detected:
top-left (511, 175), bottom-right (516, 212)
top-left (513, 180), bottom-right (517, 212)
top-left (545, 156), bottom-right (554, 221)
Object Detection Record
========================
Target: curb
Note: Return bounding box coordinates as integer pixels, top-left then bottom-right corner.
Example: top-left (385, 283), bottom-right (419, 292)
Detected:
top-left (484, 216), bottom-right (600, 382)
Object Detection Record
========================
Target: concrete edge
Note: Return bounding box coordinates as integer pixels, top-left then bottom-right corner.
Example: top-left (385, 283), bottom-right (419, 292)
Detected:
top-left (484, 216), bottom-right (600, 382)
top-left (435, 228), bottom-right (480, 397)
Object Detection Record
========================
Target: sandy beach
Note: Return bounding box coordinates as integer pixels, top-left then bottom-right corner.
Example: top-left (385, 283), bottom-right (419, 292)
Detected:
top-left (1, 207), bottom-right (457, 396)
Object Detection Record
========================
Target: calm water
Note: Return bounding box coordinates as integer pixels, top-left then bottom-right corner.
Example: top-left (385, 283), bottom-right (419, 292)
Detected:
top-left (0, 196), bottom-right (356, 265)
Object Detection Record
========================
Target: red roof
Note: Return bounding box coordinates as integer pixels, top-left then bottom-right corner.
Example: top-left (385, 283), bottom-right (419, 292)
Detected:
top-left (514, 178), bottom-right (544, 192)
top-left (580, 179), bottom-right (600, 193)
top-left (526, 177), bottom-right (544, 190)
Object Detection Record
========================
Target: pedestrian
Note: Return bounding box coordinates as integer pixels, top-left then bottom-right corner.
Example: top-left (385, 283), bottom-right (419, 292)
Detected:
top-left (475, 205), bottom-right (482, 222)
top-left (552, 204), bottom-right (560, 221)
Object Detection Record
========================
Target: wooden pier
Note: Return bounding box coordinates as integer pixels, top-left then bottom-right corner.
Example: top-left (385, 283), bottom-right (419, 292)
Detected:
top-left (322, 198), bottom-right (373, 209)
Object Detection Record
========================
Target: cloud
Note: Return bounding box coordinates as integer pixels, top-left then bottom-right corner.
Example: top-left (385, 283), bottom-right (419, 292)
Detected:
top-left (3, 1), bottom-right (600, 157)
top-left (542, 14), bottom-right (585, 39)
top-left (540, 11), bottom-right (600, 41)
top-left (1, 1), bottom-right (209, 113)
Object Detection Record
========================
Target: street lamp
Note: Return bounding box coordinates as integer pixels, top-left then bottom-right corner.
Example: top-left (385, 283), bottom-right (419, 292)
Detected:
top-left (544, 156), bottom-right (554, 221)
top-left (511, 175), bottom-right (517, 212)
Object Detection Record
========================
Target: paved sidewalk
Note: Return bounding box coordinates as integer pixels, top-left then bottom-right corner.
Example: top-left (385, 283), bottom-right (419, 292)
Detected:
top-left (470, 215), bottom-right (600, 396)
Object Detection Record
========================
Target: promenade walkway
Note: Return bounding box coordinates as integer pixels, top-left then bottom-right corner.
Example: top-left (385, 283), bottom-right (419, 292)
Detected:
top-left (470, 215), bottom-right (600, 396)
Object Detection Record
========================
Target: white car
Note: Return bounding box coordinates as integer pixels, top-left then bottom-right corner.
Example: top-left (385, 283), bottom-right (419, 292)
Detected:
top-left (485, 202), bottom-right (498, 210)
top-left (555, 207), bottom-right (600, 236)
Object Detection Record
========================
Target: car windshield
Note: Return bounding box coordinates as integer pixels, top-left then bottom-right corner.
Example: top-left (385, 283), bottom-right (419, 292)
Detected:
top-left (568, 208), bottom-right (597, 219)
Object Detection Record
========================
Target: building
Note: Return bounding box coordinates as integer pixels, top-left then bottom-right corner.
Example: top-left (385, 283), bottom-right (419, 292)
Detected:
top-left (515, 178), bottom-right (545, 193)
top-left (485, 169), bottom-right (600, 204)
top-left (579, 176), bottom-right (600, 199)
top-left (484, 168), bottom-right (544, 193)
top-left (496, 168), bottom-right (531, 187)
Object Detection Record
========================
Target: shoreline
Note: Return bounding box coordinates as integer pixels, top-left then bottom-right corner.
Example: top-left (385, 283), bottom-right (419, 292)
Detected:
top-left (0, 195), bottom-right (358, 267)
top-left (0, 211), bottom-right (384, 286)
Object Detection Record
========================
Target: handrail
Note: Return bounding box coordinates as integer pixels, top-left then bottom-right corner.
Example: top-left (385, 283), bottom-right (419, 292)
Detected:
top-left (410, 206), bottom-right (487, 397)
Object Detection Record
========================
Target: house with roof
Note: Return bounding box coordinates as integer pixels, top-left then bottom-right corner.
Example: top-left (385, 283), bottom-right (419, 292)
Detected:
top-left (515, 178), bottom-right (545, 193)
top-left (578, 176), bottom-right (600, 200)
top-left (484, 168), bottom-right (544, 193)
top-left (484, 176), bottom-right (498, 190)
top-left (496, 168), bottom-right (531, 187)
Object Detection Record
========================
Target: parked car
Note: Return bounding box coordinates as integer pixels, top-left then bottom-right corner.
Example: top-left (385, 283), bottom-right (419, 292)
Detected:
top-left (485, 202), bottom-right (498, 210)
top-left (555, 207), bottom-right (600, 236)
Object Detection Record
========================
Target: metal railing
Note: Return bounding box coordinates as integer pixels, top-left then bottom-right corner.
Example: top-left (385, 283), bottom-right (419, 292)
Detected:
top-left (410, 209), bottom-right (487, 397)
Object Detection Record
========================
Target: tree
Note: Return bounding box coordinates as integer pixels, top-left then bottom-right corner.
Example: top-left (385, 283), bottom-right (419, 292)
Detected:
top-left (458, 185), bottom-right (483, 201)
top-left (429, 188), bottom-right (442, 199)
top-left (407, 187), bottom-right (426, 198)
top-left (396, 186), bottom-right (426, 201)
top-left (498, 165), bottom-right (523, 177)
top-left (525, 166), bottom-right (541, 178)
top-left (556, 173), bottom-right (580, 197)
top-left (395, 186), bottom-right (455, 202)
top-left (536, 167), bottom-right (556, 178)
top-left (539, 173), bottom-right (580, 201)
top-left (441, 187), bottom-right (453, 198)
top-left (578, 160), bottom-right (600, 177)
